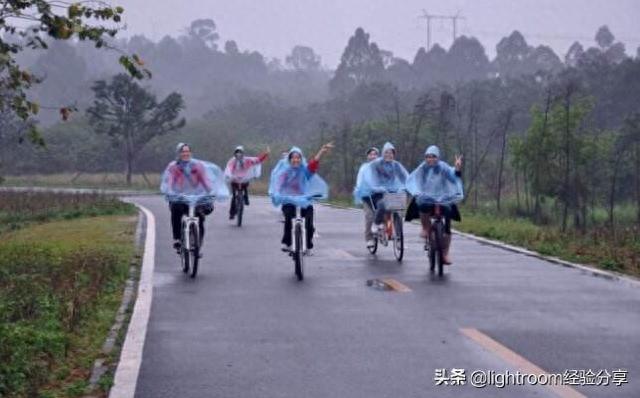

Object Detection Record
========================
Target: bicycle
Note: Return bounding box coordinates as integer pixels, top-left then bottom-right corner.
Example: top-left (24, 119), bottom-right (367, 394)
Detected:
top-left (177, 195), bottom-right (213, 278)
top-left (284, 194), bottom-right (322, 281)
top-left (232, 184), bottom-right (246, 227)
top-left (368, 191), bottom-right (406, 262)
top-left (424, 203), bottom-right (447, 277)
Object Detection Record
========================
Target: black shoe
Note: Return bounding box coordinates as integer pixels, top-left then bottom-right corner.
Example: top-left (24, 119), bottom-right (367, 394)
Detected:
top-left (244, 195), bottom-right (249, 206)
top-left (229, 212), bottom-right (235, 220)
top-left (173, 240), bottom-right (181, 252)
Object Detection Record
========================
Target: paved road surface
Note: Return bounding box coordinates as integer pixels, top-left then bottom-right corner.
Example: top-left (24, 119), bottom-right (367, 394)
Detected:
top-left (128, 195), bottom-right (639, 398)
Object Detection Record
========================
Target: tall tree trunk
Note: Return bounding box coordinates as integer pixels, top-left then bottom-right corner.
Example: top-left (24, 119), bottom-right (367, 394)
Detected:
top-left (496, 109), bottom-right (513, 212)
top-left (609, 157), bottom-right (622, 229)
top-left (561, 90), bottom-right (572, 232)
top-left (473, 119), bottom-right (479, 209)
top-left (635, 143), bottom-right (640, 226)
top-left (515, 171), bottom-right (521, 212)
top-left (534, 91), bottom-right (552, 223)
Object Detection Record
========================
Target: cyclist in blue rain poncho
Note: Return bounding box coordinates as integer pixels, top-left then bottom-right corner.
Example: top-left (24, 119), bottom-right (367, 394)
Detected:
top-left (406, 145), bottom-right (463, 264)
top-left (269, 143), bottom-right (333, 254)
top-left (161, 143), bottom-right (229, 251)
top-left (353, 146), bottom-right (380, 249)
top-left (354, 142), bottom-right (409, 236)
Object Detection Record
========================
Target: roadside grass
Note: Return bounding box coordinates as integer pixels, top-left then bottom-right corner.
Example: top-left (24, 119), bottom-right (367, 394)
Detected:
top-left (3, 173), bottom-right (161, 192)
top-left (0, 190), bottom-right (134, 234)
top-left (0, 212), bottom-right (138, 398)
top-left (457, 210), bottom-right (640, 277)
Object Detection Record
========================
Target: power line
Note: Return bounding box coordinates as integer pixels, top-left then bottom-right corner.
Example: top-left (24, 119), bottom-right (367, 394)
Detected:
top-left (418, 10), bottom-right (465, 50)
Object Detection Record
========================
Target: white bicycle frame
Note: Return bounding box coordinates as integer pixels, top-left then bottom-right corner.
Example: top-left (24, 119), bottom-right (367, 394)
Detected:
top-left (181, 203), bottom-right (200, 251)
top-left (292, 206), bottom-right (307, 255)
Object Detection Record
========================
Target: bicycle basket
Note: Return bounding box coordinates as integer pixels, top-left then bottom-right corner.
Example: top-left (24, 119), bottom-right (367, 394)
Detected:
top-left (382, 192), bottom-right (408, 211)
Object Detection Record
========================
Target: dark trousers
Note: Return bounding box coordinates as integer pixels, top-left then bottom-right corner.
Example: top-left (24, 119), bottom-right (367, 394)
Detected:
top-left (281, 204), bottom-right (314, 249)
top-left (417, 203), bottom-right (452, 234)
top-left (230, 182), bottom-right (249, 216)
top-left (367, 193), bottom-right (387, 225)
top-left (170, 202), bottom-right (213, 240)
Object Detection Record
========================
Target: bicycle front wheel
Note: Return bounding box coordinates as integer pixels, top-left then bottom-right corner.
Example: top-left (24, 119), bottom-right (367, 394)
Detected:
top-left (236, 195), bottom-right (244, 227)
top-left (189, 223), bottom-right (200, 278)
top-left (433, 222), bottom-right (444, 277)
top-left (392, 212), bottom-right (404, 262)
top-left (294, 223), bottom-right (304, 281)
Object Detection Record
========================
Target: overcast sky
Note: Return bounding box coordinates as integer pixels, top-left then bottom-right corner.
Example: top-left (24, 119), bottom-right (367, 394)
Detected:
top-left (115, 0), bottom-right (640, 67)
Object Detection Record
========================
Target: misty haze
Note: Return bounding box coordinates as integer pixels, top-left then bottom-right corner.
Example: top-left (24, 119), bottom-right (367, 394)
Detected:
top-left (0, 1), bottom-right (639, 397)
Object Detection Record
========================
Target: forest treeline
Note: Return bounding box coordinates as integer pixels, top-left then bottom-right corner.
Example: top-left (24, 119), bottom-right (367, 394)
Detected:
top-left (1, 20), bottom-right (639, 230)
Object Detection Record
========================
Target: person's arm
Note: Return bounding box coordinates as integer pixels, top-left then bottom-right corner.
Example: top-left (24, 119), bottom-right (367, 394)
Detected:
top-left (313, 142), bottom-right (334, 162)
top-left (257, 146), bottom-right (271, 163)
top-left (308, 142), bottom-right (333, 174)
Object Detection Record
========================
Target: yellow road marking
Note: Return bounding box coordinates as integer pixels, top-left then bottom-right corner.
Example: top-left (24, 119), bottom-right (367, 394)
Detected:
top-left (460, 328), bottom-right (587, 398)
top-left (381, 278), bottom-right (412, 293)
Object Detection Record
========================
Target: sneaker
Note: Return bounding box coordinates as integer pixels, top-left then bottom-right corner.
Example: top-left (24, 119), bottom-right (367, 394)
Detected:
top-left (370, 224), bottom-right (382, 234)
top-left (366, 239), bottom-right (375, 248)
top-left (281, 244), bottom-right (292, 252)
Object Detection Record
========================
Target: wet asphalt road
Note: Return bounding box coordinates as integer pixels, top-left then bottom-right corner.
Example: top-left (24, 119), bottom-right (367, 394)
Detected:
top-left (131, 195), bottom-right (639, 398)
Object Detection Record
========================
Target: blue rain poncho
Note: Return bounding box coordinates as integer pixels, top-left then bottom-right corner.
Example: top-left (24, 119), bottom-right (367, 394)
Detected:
top-left (161, 158), bottom-right (230, 205)
top-left (353, 143), bottom-right (408, 205)
top-left (268, 147), bottom-right (328, 208)
top-left (406, 159), bottom-right (464, 205)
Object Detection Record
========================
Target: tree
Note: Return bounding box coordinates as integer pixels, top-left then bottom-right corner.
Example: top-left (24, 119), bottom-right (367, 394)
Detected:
top-left (87, 74), bottom-right (186, 185)
top-left (595, 26), bottom-right (615, 50)
top-left (329, 27), bottom-right (385, 94)
top-left (286, 45), bottom-right (321, 71)
top-left (494, 31), bottom-right (530, 78)
top-left (225, 40), bottom-right (240, 55)
top-left (565, 42), bottom-right (584, 67)
top-left (528, 45), bottom-right (562, 75)
top-left (446, 36), bottom-right (490, 82)
top-left (413, 44), bottom-right (448, 86)
top-left (0, 1), bottom-right (147, 124)
top-left (187, 19), bottom-right (220, 50)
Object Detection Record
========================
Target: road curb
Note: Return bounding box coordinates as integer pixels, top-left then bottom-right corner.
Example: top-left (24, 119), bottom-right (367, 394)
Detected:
top-left (109, 203), bottom-right (156, 398)
top-left (321, 201), bottom-right (640, 288)
top-left (84, 211), bottom-right (146, 396)
top-left (453, 229), bottom-right (640, 288)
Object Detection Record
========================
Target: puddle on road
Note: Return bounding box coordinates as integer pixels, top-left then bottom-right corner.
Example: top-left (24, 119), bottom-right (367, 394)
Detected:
top-left (154, 272), bottom-right (181, 287)
top-left (366, 278), bottom-right (412, 293)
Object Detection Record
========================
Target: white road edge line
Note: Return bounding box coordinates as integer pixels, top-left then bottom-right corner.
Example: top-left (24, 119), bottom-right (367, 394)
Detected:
top-left (109, 204), bottom-right (155, 398)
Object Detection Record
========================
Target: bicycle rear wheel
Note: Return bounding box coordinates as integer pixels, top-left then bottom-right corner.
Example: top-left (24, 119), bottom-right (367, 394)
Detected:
top-left (236, 194), bottom-right (244, 227)
top-left (189, 223), bottom-right (200, 278)
top-left (432, 222), bottom-right (444, 277)
top-left (392, 212), bottom-right (404, 262)
top-left (294, 223), bottom-right (304, 281)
